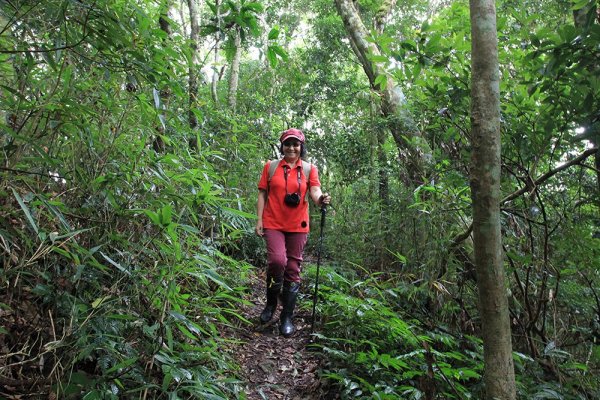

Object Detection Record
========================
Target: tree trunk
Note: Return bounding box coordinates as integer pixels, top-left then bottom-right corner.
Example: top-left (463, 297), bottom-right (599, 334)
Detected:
top-left (153, 0), bottom-right (173, 153)
top-left (228, 25), bottom-right (242, 113)
top-left (374, 0), bottom-right (393, 203)
top-left (334, 0), bottom-right (429, 185)
top-left (573, 4), bottom-right (600, 205)
top-left (158, 6), bottom-right (172, 36)
top-left (377, 127), bottom-right (389, 203)
top-left (469, 0), bottom-right (516, 399)
top-left (187, 0), bottom-right (200, 129)
top-left (211, 0), bottom-right (221, 105)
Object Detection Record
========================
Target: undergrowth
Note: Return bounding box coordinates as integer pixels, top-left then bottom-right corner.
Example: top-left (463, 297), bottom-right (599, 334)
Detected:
top-left (1, 141), bottom-right (256, 398)
top-left (303, 262), bottom-right (600, 400)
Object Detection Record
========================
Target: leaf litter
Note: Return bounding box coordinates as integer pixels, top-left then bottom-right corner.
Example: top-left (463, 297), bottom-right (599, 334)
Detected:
top-left (225, 268), bottom-right (338, 400)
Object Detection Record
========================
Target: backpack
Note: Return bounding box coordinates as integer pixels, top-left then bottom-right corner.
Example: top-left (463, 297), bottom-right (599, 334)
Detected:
top-left (267, 159), bottom-right (312, 201)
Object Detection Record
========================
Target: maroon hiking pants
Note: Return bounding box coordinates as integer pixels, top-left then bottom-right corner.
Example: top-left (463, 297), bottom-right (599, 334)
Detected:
top-left (263, 229), bottom-right (308, 283)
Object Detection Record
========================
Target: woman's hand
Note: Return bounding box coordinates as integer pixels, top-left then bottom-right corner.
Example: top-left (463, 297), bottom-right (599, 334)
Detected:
top-left (310, 187), bottom-right (331, 207)
top-left (255, 219), bottom-right (264, 236)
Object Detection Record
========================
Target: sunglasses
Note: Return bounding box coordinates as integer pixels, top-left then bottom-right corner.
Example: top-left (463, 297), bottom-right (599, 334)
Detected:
top-left (283, 141), bottom-right (301, 147)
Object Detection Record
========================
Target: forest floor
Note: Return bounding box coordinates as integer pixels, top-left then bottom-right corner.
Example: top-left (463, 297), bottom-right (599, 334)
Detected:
top-left (229, 266), bottom-right (337, 400)
top-left (0, 263), bottom-right (338, 399)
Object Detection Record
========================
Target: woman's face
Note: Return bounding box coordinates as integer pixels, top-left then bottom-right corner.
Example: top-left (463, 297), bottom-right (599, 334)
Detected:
top-left (282, 140), bottom-right (302, 160)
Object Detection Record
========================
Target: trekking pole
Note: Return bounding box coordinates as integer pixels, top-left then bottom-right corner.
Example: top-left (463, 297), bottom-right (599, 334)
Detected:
top-left (311, 204), bottom-right (327, 334)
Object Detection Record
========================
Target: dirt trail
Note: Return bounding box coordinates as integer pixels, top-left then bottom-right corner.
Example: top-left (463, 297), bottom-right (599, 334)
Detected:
top-left (230, 268), bottom-right (335, 400)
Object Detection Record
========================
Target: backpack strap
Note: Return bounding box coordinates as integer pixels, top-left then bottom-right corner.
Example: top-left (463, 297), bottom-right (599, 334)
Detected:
top-left (266, 160), bottom-right (280, 200)
top-left (268, 159), bottom-right (280, 183)
top-left (267, 159), bottom-right (313, 201)
top-left (302, 162), bottom-right (312, 201)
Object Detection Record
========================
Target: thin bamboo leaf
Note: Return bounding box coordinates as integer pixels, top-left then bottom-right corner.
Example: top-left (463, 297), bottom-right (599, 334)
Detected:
top-left (11, 188), bottom-right (39, 237)
top-left (100, 252), bottom-right (131, 275)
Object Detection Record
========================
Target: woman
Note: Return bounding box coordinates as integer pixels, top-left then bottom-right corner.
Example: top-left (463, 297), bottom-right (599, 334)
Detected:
top-left (255, 128), bottom-right (331, 337)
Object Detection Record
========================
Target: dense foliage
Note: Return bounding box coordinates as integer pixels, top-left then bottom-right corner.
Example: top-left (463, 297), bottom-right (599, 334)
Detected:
top-left (1, 0), bottom-right (598, 398)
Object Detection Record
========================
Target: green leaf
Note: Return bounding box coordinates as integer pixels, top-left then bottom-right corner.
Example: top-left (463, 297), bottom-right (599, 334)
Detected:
top-left (271, 44), bottom-right (288, 60)
top-left (91, 296), bottom-right (110, 309)
top-left (412, 62), bottom-right (422, 77)
top-left (248, 19), bottom-right (260, 36)
top-left (533, 388), bottom-right (564, 399)
top-left (188, 269), bottom-right (232, 291)
top-left (243, 2), bottom-right (264, 13)
top-left (11, 188), bottom-right (39, 237)
top-left (400, 40), bottom-right (417, 52)
top-left (162, 372), bottom-right (173, 391)
top-left (266, 46), bottom-right (278, 67)
top-left (100, 252), bottom-right (131, 276)
top-left (143, 210), bottom-right (161, 225)
top-left (1, 84), bottom-right (27, 100)
top-left (107, 314), bottom-right (137, 321)
top-left (38, 197), bottom-right (72, 230)
top-left (571, 0), bottom-right (592, 10)
top-left (207, 1), bottom-right (217, 14)
top-left (386, 249), bottom-right (407, 263)
top-left (105, 357), bottom-right (138, 374)
top-left (563, 361), bottom-right (588, 371)
top-left (170, 312), bottom-right (209, 337)
top-left (220, 206), bottom-right (256, 219)
top-left (426, 33), bottom-right (442, 52)
top-left (268, 26), bottom-right (280, 40)
top-left (369, 54), bottom-right (389, 63)
top-left (83, 391), bottom-right (103, 400)
top-left (160, 204), bottom-right (173, 226)
top-left (175, 323), bottom-right (199, 340)
top-left (52, 228), bottom-right (92, 242)
top-left (374, 74), bottom-right (387, 90)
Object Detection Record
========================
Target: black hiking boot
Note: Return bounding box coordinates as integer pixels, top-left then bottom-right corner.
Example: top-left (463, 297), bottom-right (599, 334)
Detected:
top-left (260, 275), bottom-right (283, 324)
top-left (279, 281), bottom-right (300, 337)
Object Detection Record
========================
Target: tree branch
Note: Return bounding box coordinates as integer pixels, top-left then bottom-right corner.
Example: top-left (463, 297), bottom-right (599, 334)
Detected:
top-left (501, 147), bottom-right (598, 204)
top-left (375, 0), bottom-right (397, 34)
top-left (0, 36), bottom-right (92, 54)
top-left (0, 166), bottom-right (67, 179)
top-left (450, 147), bottom-right (599, 247)
top-left (0, 0), bottom-right (95, 54)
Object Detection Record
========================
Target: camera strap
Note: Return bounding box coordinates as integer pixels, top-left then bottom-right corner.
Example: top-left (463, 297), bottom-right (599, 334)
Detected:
top-left (283, 165), bottom-right (302, 196)
top-left (267, 160), bottom-right (311, 202)
top-left (268, 160), bottom-right (312, 185)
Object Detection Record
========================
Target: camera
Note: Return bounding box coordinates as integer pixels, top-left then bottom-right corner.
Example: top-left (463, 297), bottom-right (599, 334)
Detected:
top-left (284, 193), bottom-right (301, 207)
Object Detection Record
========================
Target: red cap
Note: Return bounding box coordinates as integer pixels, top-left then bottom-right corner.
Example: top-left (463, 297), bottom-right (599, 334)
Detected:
top-left (279, 128), bottom-right (305, 143)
